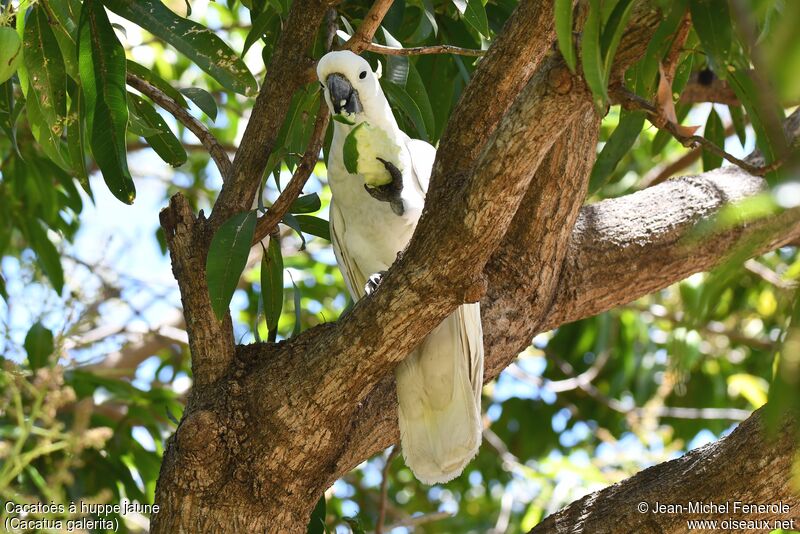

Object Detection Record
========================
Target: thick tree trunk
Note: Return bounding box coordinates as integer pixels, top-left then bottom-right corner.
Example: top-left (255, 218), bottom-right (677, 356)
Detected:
top-left (149, 0), bottom-right (800, 531)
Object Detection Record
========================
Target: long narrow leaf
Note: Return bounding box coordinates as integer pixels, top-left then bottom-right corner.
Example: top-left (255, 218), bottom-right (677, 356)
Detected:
top-left (104, 0), bottom-right (258, 96)
top-left (581, 0), bottom-right (606, 110)
top-left (78, 0), bottom-right (135, 203)
top-left (207, 211), bottom-right (258, 320)
top-left (589, 110), bottom-right (645, 193)
top-left (554, 0), bottom-right (576, 72)
top-left (128, 94), bottom-right (188, 167)
top-left (23, 5), bottom-right (71, 170)
top-left (261, 237), bottom-right (284, 341)
top-left (689, 0), bottom-right (732, 79)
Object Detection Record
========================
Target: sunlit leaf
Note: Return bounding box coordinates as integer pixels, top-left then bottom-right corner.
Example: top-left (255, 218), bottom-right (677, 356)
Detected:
top-left (78, 0), bottom-right (135, 204)
top-left (104, 0), bottom-right (258, 96)
top-left (554, 0), bottom-right (576, 72)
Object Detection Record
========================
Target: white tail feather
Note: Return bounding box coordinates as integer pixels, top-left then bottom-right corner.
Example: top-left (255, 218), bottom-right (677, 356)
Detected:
top-left (395, 303), bottom-right (484, 484)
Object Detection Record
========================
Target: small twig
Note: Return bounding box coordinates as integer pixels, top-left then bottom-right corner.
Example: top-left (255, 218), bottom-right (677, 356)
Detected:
top-left (126, 73), bottom-right (233, 180)
top-left (384, 511), bottom-right (452, 530)
top-left (363, 42), bottom-right (485, 57)
top-left (375, 445), bottom-right (400, 534)
top-left (641, 123), bottom-right (739, 188)
top-left (663, 12), bottom-right (692, 79)
top-left (612, 87), bottom-right (783, 177)
top-left (251, 101), bottom-right (330, 246)
top-left (744, 259), bottom-right (798, 291)
top-left (342, 0), bottom-right (395, 54)
top-left (549, 354), bottom-right (752, 422)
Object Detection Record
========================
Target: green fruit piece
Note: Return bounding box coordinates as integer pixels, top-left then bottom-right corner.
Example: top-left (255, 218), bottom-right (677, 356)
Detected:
top-left (0, 27), bottom-right (23, 84)
top-left (343, 122), bottom-right (366, 174)
top-left (342, 121), bottom-right (401, 187)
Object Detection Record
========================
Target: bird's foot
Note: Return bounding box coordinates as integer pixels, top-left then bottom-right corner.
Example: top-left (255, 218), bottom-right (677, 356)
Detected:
top-left (365, 158), bottom-right (405, 216)
top-left (364, 271), bottom-right (387, 295)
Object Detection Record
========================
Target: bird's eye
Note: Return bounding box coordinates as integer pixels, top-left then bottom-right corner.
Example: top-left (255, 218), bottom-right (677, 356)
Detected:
top-left (359, 70), bottom-right (367, 80)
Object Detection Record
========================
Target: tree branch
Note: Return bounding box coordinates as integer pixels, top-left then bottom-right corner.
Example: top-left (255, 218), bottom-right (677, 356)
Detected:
top-left (210, 0), bottom-right (337, 231)
top-left (680, 71), bottom-right (740, 105)
top-left (126, 73), bottom-right (233, 180)
top-left (362, 42), bottom-right (485, 56)
top-left (327, 127), bottom-right (800, 483)
top-left (251, 100), bottom-right (330, 246)
top-left (612, 87), bottom-right (784, 176)
top-left (528, 409), bottom-right (797, 534)
top-left (341, 0), bottom-right (395, 54)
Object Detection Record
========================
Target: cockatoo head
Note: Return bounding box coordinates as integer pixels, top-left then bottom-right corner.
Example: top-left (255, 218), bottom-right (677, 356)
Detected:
top-left (317, 50), bottom-right (386, 121)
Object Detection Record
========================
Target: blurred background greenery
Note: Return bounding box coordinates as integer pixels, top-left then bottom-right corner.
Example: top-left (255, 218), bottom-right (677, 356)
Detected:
top-left (1, 0), bottom-right (799, 532)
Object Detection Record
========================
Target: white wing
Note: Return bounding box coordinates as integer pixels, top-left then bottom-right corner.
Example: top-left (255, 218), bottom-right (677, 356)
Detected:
top-left (330, 198), bottom-right (369, 301)
top-left (405, 138), bottom-right (436, 195)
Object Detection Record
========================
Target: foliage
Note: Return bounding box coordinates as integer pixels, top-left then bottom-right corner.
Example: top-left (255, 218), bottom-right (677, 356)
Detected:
top-left (0, 0), bottom-right (799, 532)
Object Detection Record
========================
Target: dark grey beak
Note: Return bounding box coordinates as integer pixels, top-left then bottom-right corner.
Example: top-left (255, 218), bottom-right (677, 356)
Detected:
top-left (327, 73), bottom-right (362, 115)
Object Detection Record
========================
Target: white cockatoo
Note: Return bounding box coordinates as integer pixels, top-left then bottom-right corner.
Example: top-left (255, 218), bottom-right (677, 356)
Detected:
top-left (317, 50), bottom-right (484, 484)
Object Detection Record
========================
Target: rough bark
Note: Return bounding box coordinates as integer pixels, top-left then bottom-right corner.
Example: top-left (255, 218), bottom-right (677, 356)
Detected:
top-left (150, 0), bottom-right (800, 532)
top-left (529, 409), bottom-right (799, 534)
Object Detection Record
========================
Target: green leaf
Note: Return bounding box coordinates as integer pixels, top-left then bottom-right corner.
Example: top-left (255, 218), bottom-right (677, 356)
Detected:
top-left (243, 10), bottom-right (277, 54)
top-left (581, 0), bottom-right (606, 110)
top-left (555, 0), bottom-right (576, 72)
top-left (23, 5), bottom-right (71, 169)
top-left (260, 237), bottom-right (283, 341)
top-left (422, 0), bottom-right (439, 37)
top-left (288, 193), bottom-right (321, 214)
top-left (127, 100), bottom-right (167, 137)
top-left (633, 0), bottom-right (688, 98)
top-left (405, 63), bottom-right (435, 141)
top-left (78, 0), bottom-right (135, 204)
top-left (281, 213), bottom-right (306, 250)
top-left (180, 87), bottom-right (218, 121)
top-left (332, 114), bottom-right (355, 125)
top-left (290, 275), bottom-right (302, 337)
top-left (206, 210), bottom-right (258, 321)
top-left (343, 122), bottom-right (366, 174)
top-left (128, 93), bottom-right (188, 167)
top-left (127, 60), bottom-right (189, 107)
top-left (589, 110), bottom-right (645, 193)
top-left (702, 106), bottom-right (724, 171)
top-left (381, 28), bottom-right (409, 87)
top-left (729, 104), bottom-right (747, 147)
top-left (23, 218), bottom-right (64, 294)
top-left (306, 494), bottom-right (326, 534)
top-left (689, 0), bottom-right (732, 79)
top-left (600, 0), bottom-right (635, 83)
top-left (453, 0), bottom-right (489, 37)
top-left (728, 68), bottom-right (786, 182)
top-left (295, 215), bottom-right (330, 241)
top-left (67, 82), bottom-right (90, 192)
top-left (24, 321), bottom-right (54, 370)
top-left (382, 80), bottom-right (429, 140)
top-left (0, 80), bottom-right (22, 158)
top-left (343, 517), bottom-right (366, 534)
top-left (104, 0), bottom-right (258, 96)
top-left (41, 1), bottom-right (80, 79)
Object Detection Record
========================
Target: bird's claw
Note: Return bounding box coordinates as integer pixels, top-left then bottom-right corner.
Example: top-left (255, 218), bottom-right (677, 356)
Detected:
top-left (365, 158), bottom-right (404, 216)
top-left (364, 271), bottom-right (387, 295)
